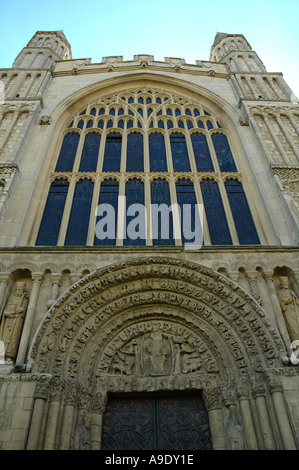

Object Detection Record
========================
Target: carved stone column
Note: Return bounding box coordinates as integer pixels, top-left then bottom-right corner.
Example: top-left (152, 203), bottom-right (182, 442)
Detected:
top-left (26, 380), bottom-right (49, 450)
top-left (252, 382), bottom-right (276, 449)
top-left (222, 386), bottom-right (245, 450)
top-left (247, 271), bottom-right (262, 305)
top-left (202, 387), bottom-right (226, 450)
top-left (16, 273), bottom-right (43, 364)
top-left (43, 378), bottom-right (64, 450)
top-left (74, 386), bottom-right (92, 450)
top-left (237, 382), bottom-right (258, 449)
top-left (0, 273), bottom-right (10, 315)
top-left (59, 382), bottom-right (78, 450)
top-left (268, 375), bottom-right (297, 450)
top-left (90, 391), bottom-right (107, 450)
top-left (47, 273), bottom-right (61, 308)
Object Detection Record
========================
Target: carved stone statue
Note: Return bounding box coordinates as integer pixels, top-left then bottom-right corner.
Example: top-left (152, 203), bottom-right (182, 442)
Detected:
top-left (0, 282), bottom-right (29, 363)
top-left (277, 276), bottom-right (299, 343)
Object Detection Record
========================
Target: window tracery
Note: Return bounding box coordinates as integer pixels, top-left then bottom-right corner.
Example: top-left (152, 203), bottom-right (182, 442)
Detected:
top-left (36, 87), bottom-right (260, 247)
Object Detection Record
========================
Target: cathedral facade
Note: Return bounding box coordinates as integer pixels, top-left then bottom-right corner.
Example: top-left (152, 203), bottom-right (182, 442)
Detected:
top-left (0, 30), bottom-right (298, 450)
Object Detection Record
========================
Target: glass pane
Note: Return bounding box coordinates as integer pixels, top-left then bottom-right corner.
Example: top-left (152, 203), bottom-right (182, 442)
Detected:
top-left (212, 133), bottom-right (237, 172)
top-left (94, 179), bottom-right (119, 246)
top-left (201, 179), bottom-right (232, 245)
top-left (191, 133), bottom-right (214, 172)
top-left (102, 132), bottom-right (122, 172)
top-left (123, 179), bottom-right (145, 245)
top-left (170, 133), bottom-right (191, 172)
top-left (36, 180), bottom-right (68, 246)
top-left (176, 179), bottom-right (198, 245)
top-left (55, 133), bottom-right (80, 172)
top-left (225, 179), bottom-right (260, 244)
top-left (126, 133), bottom-right (144, 172)
top-left (151, 179), bottom-right (174, 245)
top-left (149, 133), bottom-right (167, 172)
top-left (65, 179), bottom-right (94, 246)
top-left (79, 132), bottom-right (101, 172)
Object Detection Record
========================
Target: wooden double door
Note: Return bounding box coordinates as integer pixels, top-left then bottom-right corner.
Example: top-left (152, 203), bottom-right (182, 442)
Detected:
top-left (101, 393), bottom-right (212, 450)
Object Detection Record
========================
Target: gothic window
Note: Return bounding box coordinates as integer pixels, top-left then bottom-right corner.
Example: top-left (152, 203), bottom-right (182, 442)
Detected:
top-left (55, 133), bottom-right (79, 172)
top-left (176, 179), bottom-right (198, 245)
top-left (102, 132), bottom-right (122, 172)
top-left (64, 179), bottom-right (94, 246)
top-left (191, 133), bottom-right (214, 172)
top-left (123, 179), bottom-right (145, 246)
top-left (151, 178), bottom-right (174, 245)
top-left (36, 179), bottom-right (69, 246)
top-left (79, 132), bottom-right (101, 172)
top-left (149, 133), bottom-right (167, 172)
top-left (36, 87), bottom-right (260, 247)
top-left (126, 132), bottom-right (144, 172)
top-left (170, 132), bottom-right (191, 172)
top-left (212, 133), bottom-right (237, 172)
top-left (225, 179), bottom-right (260, 244)
top-left (94, 179), bottom-right (119, 246)
top-left (201, 179), bottom-right (232, 245)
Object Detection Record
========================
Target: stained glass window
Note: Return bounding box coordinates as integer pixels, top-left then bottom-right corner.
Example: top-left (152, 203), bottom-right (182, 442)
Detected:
top-left (149, 133), bottom-right (167, 172)
top-left (151, 179), bottom-right (174, 245)
top-left (79, 132), bottom-right (101, 172)
top-left (36, 179), bottom-right (68, 246)
top-left (170, 133), bottom-right (191, 172)
top-left (191, 133), bottom-right (214, 172)
top-left (55, 133), bottom-right (80, 172)
top-left (94, 179), bottom-right (119, 245)
top-left (64, 179), bottom-right (94, 246)
top-left (201, 179), bottom-right (232, 245)
top-left (102, 132), bottom-right (122, 172)
top-left (176, 179), bottom-right (199, 245)
top-left (123, 179), bottom-right (145, 245)
top-left (225, 179), bottom-right (260, 244)
top-left (126, 132), bottom-right (144, 172)
top-left (212, 133), bottom-right (237, 172)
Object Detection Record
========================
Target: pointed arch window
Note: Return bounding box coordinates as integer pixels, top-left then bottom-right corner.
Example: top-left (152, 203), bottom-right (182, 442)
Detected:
top-left (200, 179), bottom-right (232, 245)
top-left (191, 133), bottom-right (214, 172)
top-left (79, 132), bottom-right (101, 172)
top-left (170, 133), bottom-right (191, 172)
top-left (65, 179), bottom-right (94, 246)
top-left (102, 132), bottom-right (122, 172)
top-left (126, 132), bottom-right (144, 172)
top-left (212, 133), bottom-right (237, 172)
top-left (151, 179), bottom-right (174, 245)
top-left (94, 179), bottom-right (119, 246)
top-left (149, 133), bottom-right (167, 172)
top-left (36, 179), bottom-right (69, 246)
top-left (55, 133), bottom-right (79, 172)
top-left (225, 179), bottom-right (260, 244)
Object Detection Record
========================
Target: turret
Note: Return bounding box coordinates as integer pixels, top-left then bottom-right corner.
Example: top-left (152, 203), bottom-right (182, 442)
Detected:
top-left (210, 33), bottom-right (267, 73)
top-left (12, 30), bottom-right (72, 69)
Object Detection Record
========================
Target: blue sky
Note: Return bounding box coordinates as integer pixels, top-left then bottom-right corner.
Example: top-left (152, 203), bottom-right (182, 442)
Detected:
top-left (1, 0), bottom-right (299, 97)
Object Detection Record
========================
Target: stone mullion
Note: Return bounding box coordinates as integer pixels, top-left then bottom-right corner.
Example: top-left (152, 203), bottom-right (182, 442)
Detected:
top-left (116, 174), bottom-right (126, 246)
top-left (193, 176), bottom-right (210, 246)
top-left (218, 177), bottom-right (239, 245)
top-left (169, 174), bottom-right (182, 245)
top-left (57, 176), bottom-right (76, 246)
top-left (87, 176), bottom-right (101, 246)
top-left (145, 173), bottom-right (151, 246)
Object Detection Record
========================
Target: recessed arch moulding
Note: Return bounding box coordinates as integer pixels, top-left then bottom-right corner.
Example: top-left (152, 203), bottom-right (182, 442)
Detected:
top-left (29, 257), bottom-right (286, 395)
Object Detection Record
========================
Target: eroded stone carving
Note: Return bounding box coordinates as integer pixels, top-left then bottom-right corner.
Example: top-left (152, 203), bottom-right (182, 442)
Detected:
top-left (0, 282), bottom-right (29, 363)
top-left (278, 276), bottom-right (299, 343)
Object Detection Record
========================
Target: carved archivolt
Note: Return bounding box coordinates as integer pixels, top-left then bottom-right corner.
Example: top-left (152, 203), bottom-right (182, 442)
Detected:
top-left (29, 257), bottom-right (286, 390)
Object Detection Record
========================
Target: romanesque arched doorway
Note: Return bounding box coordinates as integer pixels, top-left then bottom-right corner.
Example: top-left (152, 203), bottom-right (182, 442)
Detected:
top-left (26, 256), bottom-right (291, 450)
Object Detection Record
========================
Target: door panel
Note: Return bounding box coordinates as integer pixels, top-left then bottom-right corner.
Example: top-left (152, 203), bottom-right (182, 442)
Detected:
top-left (101, 394), bottom-right (212, 450)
